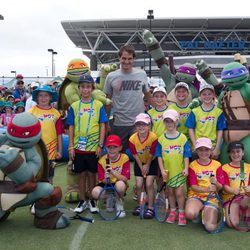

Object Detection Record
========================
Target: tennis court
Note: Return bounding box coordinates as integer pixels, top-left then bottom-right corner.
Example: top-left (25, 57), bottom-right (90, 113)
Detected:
top-left (1, 163), bottom-right (249, 250)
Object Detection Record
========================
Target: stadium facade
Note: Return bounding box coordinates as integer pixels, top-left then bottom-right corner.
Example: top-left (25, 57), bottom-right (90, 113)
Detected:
top-left (61, 17), bottom-right (250, 76)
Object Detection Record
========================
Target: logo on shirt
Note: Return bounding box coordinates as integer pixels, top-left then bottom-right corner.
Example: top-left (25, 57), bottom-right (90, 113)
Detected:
top-left (137, 146), bottom-right (151, 155)
top-left (199, 116), bottom-right (216, 124)
top-left (152, 114), bottom-right (163, 122)
top-left (179, 112), bottom-right (189, 118)
top-left (197, 170), bottom-right (214, 180)
top-left (79, 108), bottom-right (96, 117)
top-left (119, 80), bottom-right (141, 91)
top-left (163, 145), bottom-right (182, 154)
top-left (38, 114), bottom-right (55, 122)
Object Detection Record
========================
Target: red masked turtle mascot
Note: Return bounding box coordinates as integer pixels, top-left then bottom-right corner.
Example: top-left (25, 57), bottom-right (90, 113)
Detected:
top-left (218, 62), bottom-right (250, 164)
top-left (0, 112), bottom-right (70, 229)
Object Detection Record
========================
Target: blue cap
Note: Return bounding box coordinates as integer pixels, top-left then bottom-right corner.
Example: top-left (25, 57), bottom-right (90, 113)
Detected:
top-left (32, 85), bottom-right (58, 103)
top-left (78, 74), bottom-right (94, 84)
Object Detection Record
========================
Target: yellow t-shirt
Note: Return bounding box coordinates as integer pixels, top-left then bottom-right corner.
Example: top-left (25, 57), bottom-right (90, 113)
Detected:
top-left (29, 105), bottom-right (61, 160)
top-left (221, 163), bottom-right (250, 203)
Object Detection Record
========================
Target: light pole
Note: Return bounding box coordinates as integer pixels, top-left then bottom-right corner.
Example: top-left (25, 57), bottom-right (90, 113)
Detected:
top-left (48, 49), bottom-right (57, 77)
top-left (147, 10), bottom-right (154, 78)
top-left (11, 70), bottom-right (16, 77)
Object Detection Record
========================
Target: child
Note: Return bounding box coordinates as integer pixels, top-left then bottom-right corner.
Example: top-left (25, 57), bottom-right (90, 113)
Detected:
top-left (29, 85), bottom-right (63, 183)
top-left (221, 141), bottom-right (250, 228)
top-left (156, 109), bottom-right (191, 226)
top-left (185, 137), bottom-right (224, 231)
top-left (66, 74), bottom-right (108, 214)
top-left (92, 134), bottom-right (130, 218)
top-left (148, 86), bottom-right (168, 138)
top-left (168, 82), bottom-right (191, 140)
top-left (15, 101), bottom-right (25, 114)
top-left (185, 84), bottom-right (226, 159)
top-left (0, 101), bottom-right (15, 127)
top-left (129, 113), bottom-right (158, 219)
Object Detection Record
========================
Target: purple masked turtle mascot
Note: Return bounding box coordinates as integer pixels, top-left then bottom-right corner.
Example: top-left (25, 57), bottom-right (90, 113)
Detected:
top-left (218, 62), bottom-right (250, 164)
top-left (142, 29), bottom-right (219, 103)
top-left (0, 112), bottom-right (70, 229)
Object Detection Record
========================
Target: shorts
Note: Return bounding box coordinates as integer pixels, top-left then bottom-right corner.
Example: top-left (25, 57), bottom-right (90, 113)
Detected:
top-left (188, 195), bottom-right (219, 208)
top-left (134, 158), bottom-right (158, 177)
top-left (97, 182), bottom-right (116, 188)
top-left (72, 153), bottom-right (98, 173)
top-left (112, 125), bottom-right (135, 152)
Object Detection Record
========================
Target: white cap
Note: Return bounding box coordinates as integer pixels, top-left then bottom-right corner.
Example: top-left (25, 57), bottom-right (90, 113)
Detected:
top-left (153, 86), bottom-right (167, 96)
top-left (175, 82), bottom-right (189, 91)
top-left (30, 82), bottom-right (39, 88)
top-left (199, 84), bottom-right (214, 93)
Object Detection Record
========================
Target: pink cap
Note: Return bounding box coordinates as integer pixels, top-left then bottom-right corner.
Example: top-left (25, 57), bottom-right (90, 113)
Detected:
top-left (163, 109), bottom-right (179, 122)
top-left (134, 113), bottom-right (151, 124)
top-left (195, 137), bottom-right (212, 149)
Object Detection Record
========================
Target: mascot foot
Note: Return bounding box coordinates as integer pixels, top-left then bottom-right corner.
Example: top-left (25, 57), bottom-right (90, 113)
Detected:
top-left (0, 210), bottom-right (10, 223)
top-left (34, 210), bottom-right (70, 229)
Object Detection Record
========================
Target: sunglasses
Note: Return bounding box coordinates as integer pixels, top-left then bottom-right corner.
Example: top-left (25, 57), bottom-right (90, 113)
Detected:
top-left (17, 82), bottom-right (24, 85)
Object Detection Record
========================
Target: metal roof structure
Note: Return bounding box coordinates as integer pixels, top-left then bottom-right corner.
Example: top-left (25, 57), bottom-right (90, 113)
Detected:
top-left (61, 17), bottom-right (250, 74)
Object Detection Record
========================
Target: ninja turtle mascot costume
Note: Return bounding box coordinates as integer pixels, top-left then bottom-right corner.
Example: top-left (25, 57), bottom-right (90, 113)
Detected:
top-left (58, 58), bottom-right (117, 203)
top-left (218, 62), bottom-right (250, 164)
top-left (142, 29), bottom-right (219, 102)
top-left (0, 112), bottom-right (70, 229)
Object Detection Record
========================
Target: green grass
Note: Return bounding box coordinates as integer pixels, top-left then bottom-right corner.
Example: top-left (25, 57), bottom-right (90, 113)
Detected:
top-left (0, 163), bottom-right (249, 250)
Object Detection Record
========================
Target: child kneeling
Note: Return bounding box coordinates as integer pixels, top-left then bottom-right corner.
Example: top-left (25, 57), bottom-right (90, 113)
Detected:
top-left (92, 135), bottom-right (130, 218)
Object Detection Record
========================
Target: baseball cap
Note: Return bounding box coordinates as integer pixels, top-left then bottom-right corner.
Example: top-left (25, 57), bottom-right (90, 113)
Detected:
top-left (175, 82), bottom-right (189, 91)
top-left (78, 74), bottom-right (94, 84)
top-left (199, 84), bottom-right (214, 93)
top-left (134, 113), bottom-right (151, 125)
top-left (227, 141), bottom-right (244, 152)
top-left (195, 137), bottom-right (212, 150)
top-left (163, 109), bottom-right (179, 122)
top-left (106, 135), bottom-right (122, 147)
top-left (30, 82), bottom-right (40, 88)
top-left (153, 86), bottom-right (167, 96)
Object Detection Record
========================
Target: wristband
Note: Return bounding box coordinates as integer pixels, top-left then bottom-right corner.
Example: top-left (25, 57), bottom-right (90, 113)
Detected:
top-left (68, 146), bottom-right (74, 151)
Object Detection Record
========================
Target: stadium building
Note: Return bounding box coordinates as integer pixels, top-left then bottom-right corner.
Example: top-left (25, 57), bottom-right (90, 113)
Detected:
top-left (61, 17), bottom-right (250, 77)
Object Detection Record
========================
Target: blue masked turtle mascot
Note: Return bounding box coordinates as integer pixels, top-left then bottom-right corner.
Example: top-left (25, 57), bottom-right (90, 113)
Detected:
top-left (142, 29), bottom-right (219, 102)
top-left (0, 112), bottom-right (70, 229)
top-left (58, 59), bottom-right (117, 203)
top-left (218, 62), bottom-right (250, 164)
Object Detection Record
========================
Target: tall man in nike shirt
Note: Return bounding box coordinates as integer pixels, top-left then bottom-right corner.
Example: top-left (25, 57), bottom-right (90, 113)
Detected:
top-left (104, 45), bottom-right (151, 151)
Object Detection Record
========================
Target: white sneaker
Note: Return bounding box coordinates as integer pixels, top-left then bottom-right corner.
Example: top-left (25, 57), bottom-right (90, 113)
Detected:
top-left (89, 200), bottom-right (98, 213)
top-left (74, 200), bottom-right (89, 213)
top-left (116, 200), bottom-right (126, 218)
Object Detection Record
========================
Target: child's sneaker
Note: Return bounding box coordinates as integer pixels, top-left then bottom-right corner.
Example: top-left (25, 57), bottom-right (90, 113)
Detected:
top-left (143, 208), bottom-right (155, 219)
top-left (89, 199), bottom-right (98, 214)
top-left (178, 212), bottom-right (187, 226)
top-left (116, 200), bottom-right (126, 218)
top-left (166, 210), bottom-right (177, 223)
top-left (74, 200), bottom-right (89, 213)
top-left (132, 206), bottom-right (141, 216)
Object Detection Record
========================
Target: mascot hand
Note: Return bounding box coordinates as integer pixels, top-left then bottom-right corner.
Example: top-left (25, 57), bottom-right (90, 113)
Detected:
top-left (0, 146), bottom-right (20, 169)
top-left (188, 98), bottom-right (201, 109)
top-left (195, 59), bottom-right (208, 72)
top-left (92, 89), bottom-right (112, 105)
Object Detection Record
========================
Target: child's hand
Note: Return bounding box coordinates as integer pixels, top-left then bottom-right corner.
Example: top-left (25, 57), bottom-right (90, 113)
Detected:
top-left (142, 164), bottom-right (149, 176)
top-left (96, 147), bottom-right (102, 158)
top-left (212, 148), bottom-right (219, 159)
top-left (56, 152), bottom-right (62, 160)
top-left (161, 170), bottom-right (168, 181)
top-left (243, 186), bottom-right (250, 194)
top-left (182, 168), bottom-right (188, 177)
top-left (208, 184), bottom-right (216, 192)
top-left (69, 148), bottom-right (75, 160)
top-left (210, 175), bottom-right (217, 185)
top-left (233, 188), bottom-right (241, 195)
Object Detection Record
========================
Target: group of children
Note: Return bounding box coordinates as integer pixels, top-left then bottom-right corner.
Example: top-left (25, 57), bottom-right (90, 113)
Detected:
top-left (63, 72), bottom-right (249, 231)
